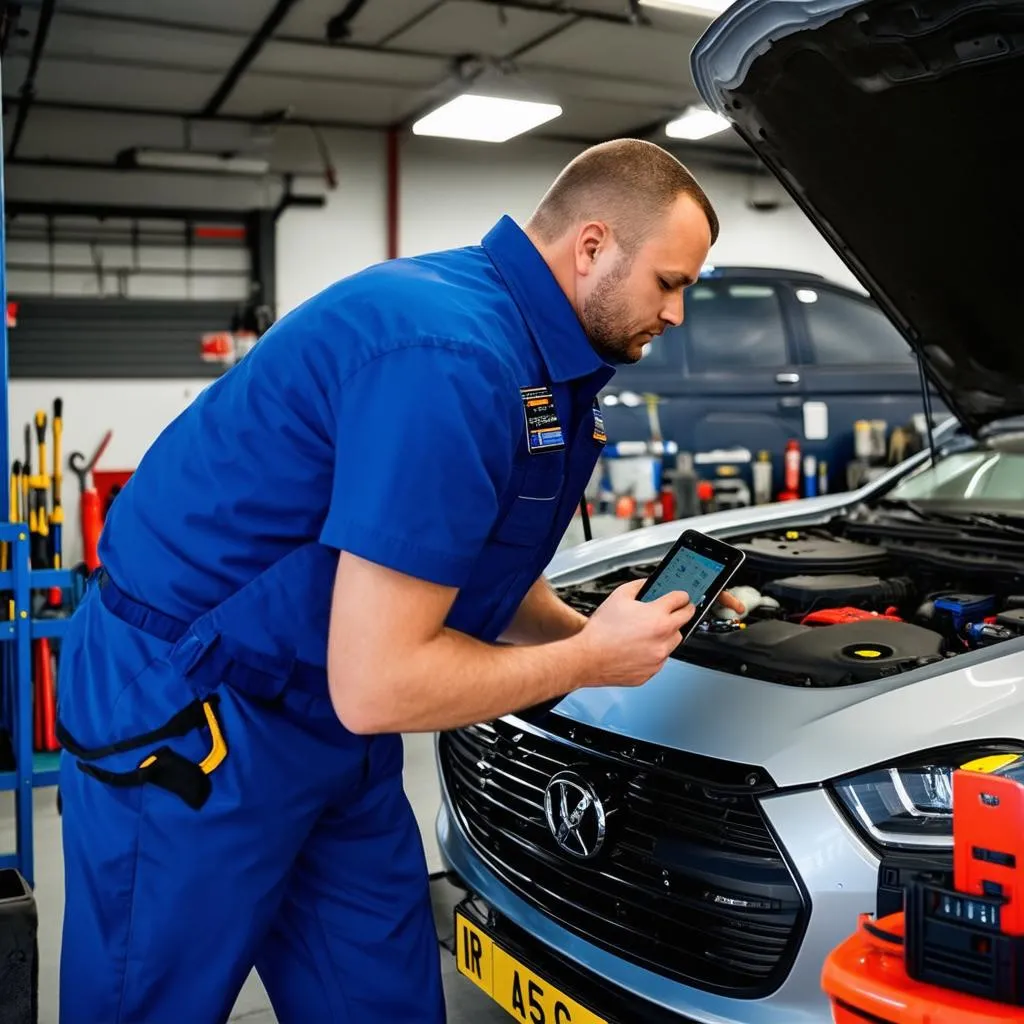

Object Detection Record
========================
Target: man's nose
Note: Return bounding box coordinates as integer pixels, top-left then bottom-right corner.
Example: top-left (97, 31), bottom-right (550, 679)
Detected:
top-left (660, 293), bottom-right (684, 327)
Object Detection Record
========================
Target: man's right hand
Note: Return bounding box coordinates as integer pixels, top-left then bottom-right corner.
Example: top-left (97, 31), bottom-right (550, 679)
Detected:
top-left (572, 578), bottom-right (695, 688)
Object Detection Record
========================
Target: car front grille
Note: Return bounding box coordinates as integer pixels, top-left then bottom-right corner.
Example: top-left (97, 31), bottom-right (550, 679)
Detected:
top-left (439, 716), bottom-right (808, 998)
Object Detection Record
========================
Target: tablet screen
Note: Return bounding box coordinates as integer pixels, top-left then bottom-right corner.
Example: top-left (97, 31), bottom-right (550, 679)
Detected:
top-left (639, 547), bottom-right (725, 610)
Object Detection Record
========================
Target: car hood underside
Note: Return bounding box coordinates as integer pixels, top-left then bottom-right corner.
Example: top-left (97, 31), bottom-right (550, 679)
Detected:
top-left (690, 0), bottom-right (1024, 434)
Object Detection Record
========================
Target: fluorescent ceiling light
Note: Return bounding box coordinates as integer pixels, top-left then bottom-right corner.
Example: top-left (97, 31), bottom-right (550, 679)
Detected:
top-left (412, 94), bottom-right (562, 143)
top-left (639, 0), bottom-right (732, 14)
top-left (129, 148), bottom-right (270, 176)
top-left (665, 106), bottom-right (730, 140)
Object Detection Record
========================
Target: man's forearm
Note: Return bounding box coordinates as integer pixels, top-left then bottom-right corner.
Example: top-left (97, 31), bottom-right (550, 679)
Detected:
top-left (499, 577), bottom-right (588, 645)
top-left (334, 626), bottom-right (594, 734)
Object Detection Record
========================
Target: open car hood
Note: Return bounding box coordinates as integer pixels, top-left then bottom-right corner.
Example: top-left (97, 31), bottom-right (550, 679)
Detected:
top-left (691, 0), bottom-right (1024, 435)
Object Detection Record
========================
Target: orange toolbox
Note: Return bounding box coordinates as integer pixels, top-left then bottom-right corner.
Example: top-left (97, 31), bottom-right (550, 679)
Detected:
top-left (823, 910), bottom-right (1024, 1022)
top-left (823, 768), bottom-right (1024, 1023)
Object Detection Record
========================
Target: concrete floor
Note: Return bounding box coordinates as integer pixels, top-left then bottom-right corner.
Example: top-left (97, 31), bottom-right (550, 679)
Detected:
top-left (0, 732), bottom-right (506, 1023)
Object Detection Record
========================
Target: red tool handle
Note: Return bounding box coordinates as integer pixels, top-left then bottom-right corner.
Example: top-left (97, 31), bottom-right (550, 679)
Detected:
top-left (81, 488), bottom-right (103, 571)
top-left (33, 639), bottom-right (58, 752)
top-left (33, 642), bottom-right (43, 753)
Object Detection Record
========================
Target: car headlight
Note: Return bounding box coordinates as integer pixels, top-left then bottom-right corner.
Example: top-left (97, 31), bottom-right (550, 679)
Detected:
top-left (831, 749), bottom-right (1024, 850)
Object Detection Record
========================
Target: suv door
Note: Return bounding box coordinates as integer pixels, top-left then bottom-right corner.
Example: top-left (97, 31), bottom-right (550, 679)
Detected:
top-left (788, 282), bottom-right (942, 487)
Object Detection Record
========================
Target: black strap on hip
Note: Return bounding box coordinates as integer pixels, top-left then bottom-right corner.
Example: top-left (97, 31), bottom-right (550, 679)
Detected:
top-left (78, 746), bottom-right (213, 811)
top-left (58, 696), bottom-right (227, 811)
top-left (56, 699), bottom-right (208, 761)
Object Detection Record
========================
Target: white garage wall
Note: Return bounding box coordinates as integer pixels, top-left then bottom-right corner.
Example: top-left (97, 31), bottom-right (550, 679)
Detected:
top-left (273, 130), bottom-right (388, 316)
top-left (396, 133), bottom-right (861, 290)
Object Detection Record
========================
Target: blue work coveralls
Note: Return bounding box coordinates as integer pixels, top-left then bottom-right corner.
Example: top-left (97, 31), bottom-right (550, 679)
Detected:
top-left (56, 214), bottom-right (614, 1023)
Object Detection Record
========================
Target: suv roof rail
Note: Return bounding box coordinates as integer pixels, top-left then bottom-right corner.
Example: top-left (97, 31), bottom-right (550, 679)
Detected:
top-left (699, 265), bottom-right (829, 283)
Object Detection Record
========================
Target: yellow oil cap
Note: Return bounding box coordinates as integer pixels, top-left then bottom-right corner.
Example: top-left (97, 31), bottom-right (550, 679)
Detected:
top-left (785, 530), bottom-right (799, 541)
top-left (852, 649), bottom-right (882, 659)
top-left (962, 754), bottom-right (1020, 774)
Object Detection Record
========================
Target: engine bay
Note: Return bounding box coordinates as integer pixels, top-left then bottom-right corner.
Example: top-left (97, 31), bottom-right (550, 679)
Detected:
top-left (556, 525), bottom-right (1024, 688)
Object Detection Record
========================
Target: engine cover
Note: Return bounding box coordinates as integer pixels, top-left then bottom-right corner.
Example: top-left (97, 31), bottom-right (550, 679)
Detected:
top-left (736, 532), bottom-right (888, 575)
top-left (685, 619), bottom-right (946, 687)
top-left (764, 574), bottom-right (915, 613)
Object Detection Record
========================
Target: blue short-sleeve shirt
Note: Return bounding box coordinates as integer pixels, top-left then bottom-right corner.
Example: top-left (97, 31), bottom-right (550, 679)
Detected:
top-left (100, 216), bottom-right (614, 652)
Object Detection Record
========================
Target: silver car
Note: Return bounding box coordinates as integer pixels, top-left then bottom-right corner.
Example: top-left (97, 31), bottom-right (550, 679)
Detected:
top-left (436, 1), bottom-right (1023, 1021)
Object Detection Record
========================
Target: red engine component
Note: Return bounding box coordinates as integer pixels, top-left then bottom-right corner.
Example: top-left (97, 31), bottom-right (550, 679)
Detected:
top-left (802, 606), bottom-right (903, 626)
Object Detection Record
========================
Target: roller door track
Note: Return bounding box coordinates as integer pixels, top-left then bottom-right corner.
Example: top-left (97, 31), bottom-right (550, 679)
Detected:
top-left (8, 298), bottom-right (239, 379)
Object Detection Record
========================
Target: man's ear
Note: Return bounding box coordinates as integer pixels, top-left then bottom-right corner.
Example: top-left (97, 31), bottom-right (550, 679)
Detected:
top-left (574, 221), bottom-right (609, 276)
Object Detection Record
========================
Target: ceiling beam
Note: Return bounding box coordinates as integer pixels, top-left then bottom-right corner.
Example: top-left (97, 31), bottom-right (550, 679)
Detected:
top-left (7, 155), bottom-right (293, 181)
top-left (378, 1), bottom-right (448, 46)
top-left (24, 2), bottom-right (443, 62)
top-left (5, 200), bottom-right (253, 223)
top-left (511, 12), bottom-right (583, 56)
top-left (200, 0), bottom-right (303, 116)
top-left (325, 0), bottom-right (372, 43)
top-left (1, 95), bottom-right (380, 133)
top-left (6, 0), bottom-right (55, 161)
top-left (14, 47), bottom-right (437, 92)
top-left (470, 0), bottom-right (649, 27)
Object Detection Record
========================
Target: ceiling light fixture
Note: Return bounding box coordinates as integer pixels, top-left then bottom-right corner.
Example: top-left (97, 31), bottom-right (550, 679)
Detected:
top-left (665, 105), bottom-right (730, 140)
top-left (639, 0), bottom-right (733, 14)
top-left (411, 94), bottom-right (562, 143)
top-left (124, 148), bottom-right (271, 176)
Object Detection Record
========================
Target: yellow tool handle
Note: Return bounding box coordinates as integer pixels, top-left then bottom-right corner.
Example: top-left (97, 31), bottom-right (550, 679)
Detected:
top-left (1, 461), bottom-right (14, 575)
top-left (31, 475), bottom-right (48, 535)
top-left (35, 411), bottom-right (48, 496)
top-left (53, 398), bottom-right (63, 508)
top-left (9, 462), bottom-right (18, 523)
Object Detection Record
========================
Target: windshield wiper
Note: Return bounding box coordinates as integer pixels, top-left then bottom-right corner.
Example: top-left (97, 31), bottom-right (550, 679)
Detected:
top-left (877, 499), bottom-right (1024, 538)
top-left (961, 511), bottom-right (1024, 537)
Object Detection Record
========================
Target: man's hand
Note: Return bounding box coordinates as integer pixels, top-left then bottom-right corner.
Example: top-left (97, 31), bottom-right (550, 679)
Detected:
top-left (570, 579), bottom-right (696, 688)
top-left (715, 590), bottom-right (746, 617)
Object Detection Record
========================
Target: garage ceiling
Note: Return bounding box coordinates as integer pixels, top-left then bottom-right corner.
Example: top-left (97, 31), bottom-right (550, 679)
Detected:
top-left (1, 0), bottom-right (758, 175)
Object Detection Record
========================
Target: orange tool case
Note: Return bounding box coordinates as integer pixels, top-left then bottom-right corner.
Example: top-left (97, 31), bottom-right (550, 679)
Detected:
top-left (823, 911), bottom-right (1024, 1023)
top-left (823, 768), bottom-right (1024, 1022)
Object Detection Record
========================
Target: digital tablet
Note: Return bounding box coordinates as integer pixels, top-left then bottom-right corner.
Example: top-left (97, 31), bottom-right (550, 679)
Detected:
top-left (636, 529), bottom-right (746, 641)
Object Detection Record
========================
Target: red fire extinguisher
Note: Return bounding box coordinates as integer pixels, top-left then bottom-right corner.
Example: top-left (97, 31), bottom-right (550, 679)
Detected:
top-left (783, 439), bottom-right (802, 497)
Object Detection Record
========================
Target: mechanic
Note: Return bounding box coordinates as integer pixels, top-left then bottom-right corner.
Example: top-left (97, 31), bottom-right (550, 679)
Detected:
top-left (56, 137), bottom-right (733, 1023)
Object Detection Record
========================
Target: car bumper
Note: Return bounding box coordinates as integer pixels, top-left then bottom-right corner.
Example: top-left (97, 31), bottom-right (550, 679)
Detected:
top-left (437, 774), bottom-right (881, 1024)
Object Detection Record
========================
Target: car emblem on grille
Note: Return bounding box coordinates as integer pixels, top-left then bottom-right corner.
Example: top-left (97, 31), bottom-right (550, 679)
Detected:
top-left (543, 771), bottom-right (606, 859)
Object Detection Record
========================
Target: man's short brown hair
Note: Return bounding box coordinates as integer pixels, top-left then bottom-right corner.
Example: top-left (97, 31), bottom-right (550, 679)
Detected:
top-left (527, 138), bottom-right (719, 253)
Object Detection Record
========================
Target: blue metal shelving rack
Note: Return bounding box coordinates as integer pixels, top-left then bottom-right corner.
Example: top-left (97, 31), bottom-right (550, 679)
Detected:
top-left (0, 75), bottom-right (76, 888)
top-left (0, 554), bottom-right (73, 888)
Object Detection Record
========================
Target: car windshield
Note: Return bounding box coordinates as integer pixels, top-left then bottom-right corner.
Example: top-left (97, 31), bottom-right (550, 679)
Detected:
top-left (886, 450), bottom-right (1024, 506)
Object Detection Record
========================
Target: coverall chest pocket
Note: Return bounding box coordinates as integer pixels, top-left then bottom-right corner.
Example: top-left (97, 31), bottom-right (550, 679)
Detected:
top-left (493, 452), bottom-right (565, 547)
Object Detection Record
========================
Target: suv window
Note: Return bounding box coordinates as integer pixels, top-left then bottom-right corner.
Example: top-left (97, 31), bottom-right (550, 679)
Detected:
top-left (799, 287), bottom-right (913, 364)
top-left (684, 282), bottom-right (788, 373)
top-left (611, 280), bottom-right (789, 381)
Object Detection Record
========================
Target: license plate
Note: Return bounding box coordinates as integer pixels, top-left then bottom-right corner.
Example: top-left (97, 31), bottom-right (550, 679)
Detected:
top-left (454, 909), bottom-right (609, 1024)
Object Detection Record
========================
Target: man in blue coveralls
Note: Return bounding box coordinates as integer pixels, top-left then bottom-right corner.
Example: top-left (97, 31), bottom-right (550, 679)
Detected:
top-left (56, 138), bottom-right (730, 1022)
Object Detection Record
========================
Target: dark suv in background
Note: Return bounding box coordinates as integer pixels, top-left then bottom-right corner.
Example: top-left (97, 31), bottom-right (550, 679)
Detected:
top-left (600, 266), bottom-right (940, 497)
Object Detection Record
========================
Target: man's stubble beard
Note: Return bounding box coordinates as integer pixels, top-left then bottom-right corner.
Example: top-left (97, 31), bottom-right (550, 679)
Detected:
top-left (580, 254), bottom-right (643, 365)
